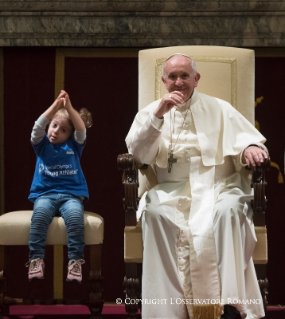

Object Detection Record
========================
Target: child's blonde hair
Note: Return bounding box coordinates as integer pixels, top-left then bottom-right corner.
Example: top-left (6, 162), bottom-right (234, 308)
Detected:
top-left (53, 108), bottom-right (93, 129)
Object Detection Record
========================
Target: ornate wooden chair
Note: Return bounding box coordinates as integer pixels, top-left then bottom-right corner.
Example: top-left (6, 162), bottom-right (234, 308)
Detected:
top-left (0, 210), bottom-right (104, 319)
top-left (117, 46), bottom-right (269, 318)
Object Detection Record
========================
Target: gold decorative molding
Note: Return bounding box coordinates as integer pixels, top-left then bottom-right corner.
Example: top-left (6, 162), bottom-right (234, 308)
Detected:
top-left (55, 48), bottom-right (139, 98)
top-left (155, 56), bottom-right (237, 108)
top-left (55, 51), bottom-right (65, 99)
top-left (0, 49), bottom-right (4, 215)
top-left (270, 162), bottom-right (284, 183)
top-left (53, 245), bottom-right (64, 300)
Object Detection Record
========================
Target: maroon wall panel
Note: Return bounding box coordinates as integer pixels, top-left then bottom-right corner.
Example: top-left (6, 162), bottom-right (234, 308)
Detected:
top-left (3, 47), bottom-right (56, 299)
top-left (4, 47), bottom-right (56, 212)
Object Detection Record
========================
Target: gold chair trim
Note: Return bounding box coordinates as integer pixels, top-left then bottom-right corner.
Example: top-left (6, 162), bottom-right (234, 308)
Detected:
top-left (53, 245), bottom-right (64, 300)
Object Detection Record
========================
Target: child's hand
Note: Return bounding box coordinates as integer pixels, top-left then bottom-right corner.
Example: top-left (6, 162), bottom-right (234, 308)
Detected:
top-left (51, 91), bottom-right (65, 109)
top-left (60, 90), bottom-right (85, 131)
top-left (61, 90), bottom-right (73, 111)
top-left (43, 91), bottom-right (66, 120)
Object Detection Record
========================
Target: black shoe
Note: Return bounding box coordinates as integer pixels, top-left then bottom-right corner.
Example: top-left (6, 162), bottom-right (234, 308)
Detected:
top-left (221, 305), bottom-right (237, 319)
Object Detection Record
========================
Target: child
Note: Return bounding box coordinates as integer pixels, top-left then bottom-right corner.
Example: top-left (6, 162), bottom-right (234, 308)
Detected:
top-left (26, 90), bottom-right (93, 283)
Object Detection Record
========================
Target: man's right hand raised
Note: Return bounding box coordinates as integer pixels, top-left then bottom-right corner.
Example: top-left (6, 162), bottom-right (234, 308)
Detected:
top-left (153, 91), bottom-right (185, 119)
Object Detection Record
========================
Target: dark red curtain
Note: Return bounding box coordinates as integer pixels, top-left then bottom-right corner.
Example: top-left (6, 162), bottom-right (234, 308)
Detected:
top-left (255, 57), bottom-right (285, 305)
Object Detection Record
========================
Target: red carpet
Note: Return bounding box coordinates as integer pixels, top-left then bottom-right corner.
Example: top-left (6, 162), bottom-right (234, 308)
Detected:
top-left (266, 306), bottom-right (285, 319)
top-left (3, 304), bottom-right (141, 318)
top-left (2, 305), bottom-right (284, 318)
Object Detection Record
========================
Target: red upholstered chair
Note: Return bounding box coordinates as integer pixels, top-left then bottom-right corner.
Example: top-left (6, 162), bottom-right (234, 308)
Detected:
top-left (0, 210), bottom-right (104, 319)
top-left (117, 46), bottom-right (269, 318)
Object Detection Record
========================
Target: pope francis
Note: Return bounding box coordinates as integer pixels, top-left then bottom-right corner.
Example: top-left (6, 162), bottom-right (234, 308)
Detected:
top-left (126, 54), bottom-right (268, 319)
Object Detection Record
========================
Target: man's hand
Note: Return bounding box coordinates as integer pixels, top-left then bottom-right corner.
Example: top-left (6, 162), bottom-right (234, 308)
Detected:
top-left (243, 146), bottom-right (268, 167)
top-left (153, 91), bottom-right (185, 119)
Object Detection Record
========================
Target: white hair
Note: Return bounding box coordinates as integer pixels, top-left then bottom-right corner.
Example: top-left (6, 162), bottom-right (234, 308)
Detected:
top-left (162, 53), bottom-right (197, 79)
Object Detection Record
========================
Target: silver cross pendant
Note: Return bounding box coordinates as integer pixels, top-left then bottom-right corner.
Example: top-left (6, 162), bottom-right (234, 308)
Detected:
top-left (168, 151), bottom-right (177, 173)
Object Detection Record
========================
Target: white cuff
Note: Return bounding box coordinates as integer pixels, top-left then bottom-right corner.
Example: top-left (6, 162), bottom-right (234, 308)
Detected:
top-left (74, 129), bottom-right (86, 144)
top-left (151, 113), bottom-right (163, 130)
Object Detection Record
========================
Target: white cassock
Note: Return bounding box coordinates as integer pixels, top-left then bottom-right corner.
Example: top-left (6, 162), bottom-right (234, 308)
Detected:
top-left (126, 90), bottom-right (266, 319)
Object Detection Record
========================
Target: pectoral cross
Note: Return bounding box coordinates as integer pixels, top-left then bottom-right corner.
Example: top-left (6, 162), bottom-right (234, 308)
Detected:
top-left (168, 151), bottom-right (177, 173)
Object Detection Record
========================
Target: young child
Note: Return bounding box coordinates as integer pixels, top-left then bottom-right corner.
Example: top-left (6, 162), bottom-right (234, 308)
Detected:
top-left (26, 90), bottom-right (93, 283)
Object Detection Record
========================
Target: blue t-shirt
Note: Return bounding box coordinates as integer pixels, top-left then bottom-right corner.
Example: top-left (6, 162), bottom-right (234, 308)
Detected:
top-left (29, 134), bottom-right (89, 202)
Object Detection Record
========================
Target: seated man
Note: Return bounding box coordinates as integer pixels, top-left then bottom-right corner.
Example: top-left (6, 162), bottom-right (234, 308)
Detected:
top-left (126, 53), bottom-right (268, 319)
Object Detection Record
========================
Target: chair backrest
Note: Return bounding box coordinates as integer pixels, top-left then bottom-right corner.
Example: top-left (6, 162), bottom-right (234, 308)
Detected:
top-left (138, 46), bottom-right (255, 196)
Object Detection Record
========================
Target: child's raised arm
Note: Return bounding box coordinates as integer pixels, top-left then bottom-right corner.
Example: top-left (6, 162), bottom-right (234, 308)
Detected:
top-left (31, 92), bottom-right (65, 145)
top-left (43, 91), bottom-right (65, 120)
top-left (61, 90), bottom-right (85, 131)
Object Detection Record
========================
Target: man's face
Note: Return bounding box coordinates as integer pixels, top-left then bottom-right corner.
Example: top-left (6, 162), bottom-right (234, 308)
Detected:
top-left (162, 56), bottom-right (200, 102)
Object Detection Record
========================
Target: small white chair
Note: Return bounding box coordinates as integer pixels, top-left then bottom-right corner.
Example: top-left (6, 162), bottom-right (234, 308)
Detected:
top-left (0, 210), bottom-right (104, 318)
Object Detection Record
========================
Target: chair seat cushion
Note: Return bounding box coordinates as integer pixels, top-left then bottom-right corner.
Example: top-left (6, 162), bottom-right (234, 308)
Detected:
top-left (124, 223), bottom-right (268, 264)
top-left (0, 211), bottom-right (104, 245)
top-left (124, 223), bottom-right (143, 263)
top-left (252, 226), bottom-right (268, 264)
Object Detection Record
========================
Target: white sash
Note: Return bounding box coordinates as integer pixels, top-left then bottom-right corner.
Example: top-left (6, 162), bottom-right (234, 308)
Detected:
top-left (188, 156), bottom-right (221, 318)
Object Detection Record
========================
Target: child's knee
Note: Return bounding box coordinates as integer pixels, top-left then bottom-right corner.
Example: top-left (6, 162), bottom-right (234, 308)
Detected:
top-left (32, 207), bottom-right (54, 224)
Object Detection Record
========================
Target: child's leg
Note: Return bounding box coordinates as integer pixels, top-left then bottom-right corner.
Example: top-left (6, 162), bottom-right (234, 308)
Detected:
top-left (60, 195), bottom-right (85, 260)
top-left (29, 194), bottom-right (58, 260)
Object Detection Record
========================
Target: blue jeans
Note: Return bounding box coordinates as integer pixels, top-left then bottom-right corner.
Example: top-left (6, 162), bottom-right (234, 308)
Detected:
top-left (29, 193), bottom-right (85, 261)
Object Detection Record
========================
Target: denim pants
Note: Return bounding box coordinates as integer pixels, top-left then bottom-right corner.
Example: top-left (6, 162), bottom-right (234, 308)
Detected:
top-left (29, 193), bottom-right (85, 261)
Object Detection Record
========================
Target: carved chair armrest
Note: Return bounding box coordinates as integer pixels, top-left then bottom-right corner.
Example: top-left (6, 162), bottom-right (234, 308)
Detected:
top-left (250, 158), bottom-right (270, 226)
top-left (117, 153), bottom-right (146, 171)
top-left (118, 153), bottom-right (270, 227)
top-left (117, 154), bottom-right (147, 226)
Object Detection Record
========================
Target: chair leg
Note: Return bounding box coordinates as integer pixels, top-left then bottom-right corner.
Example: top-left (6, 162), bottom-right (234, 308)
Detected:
top-left (254, 264), bottom-right (268, 314)
top-left (0, 245), bottom-right (4, 319)
top-left (0, 245), bottom-right (6, 319)
top-left (124, 263), bottom-right (141, 319)
top-left (89, 244), bottom-right (103, 319)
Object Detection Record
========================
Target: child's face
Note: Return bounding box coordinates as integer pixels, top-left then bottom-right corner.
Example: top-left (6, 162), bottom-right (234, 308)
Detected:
top-left (48, 116), bottom-right (73, 144)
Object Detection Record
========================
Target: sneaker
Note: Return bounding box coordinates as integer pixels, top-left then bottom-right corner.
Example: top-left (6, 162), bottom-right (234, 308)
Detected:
top-left (66, 259), bottom-right (85, 283)
top-left (25, 258), bottom-right (45, 281)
